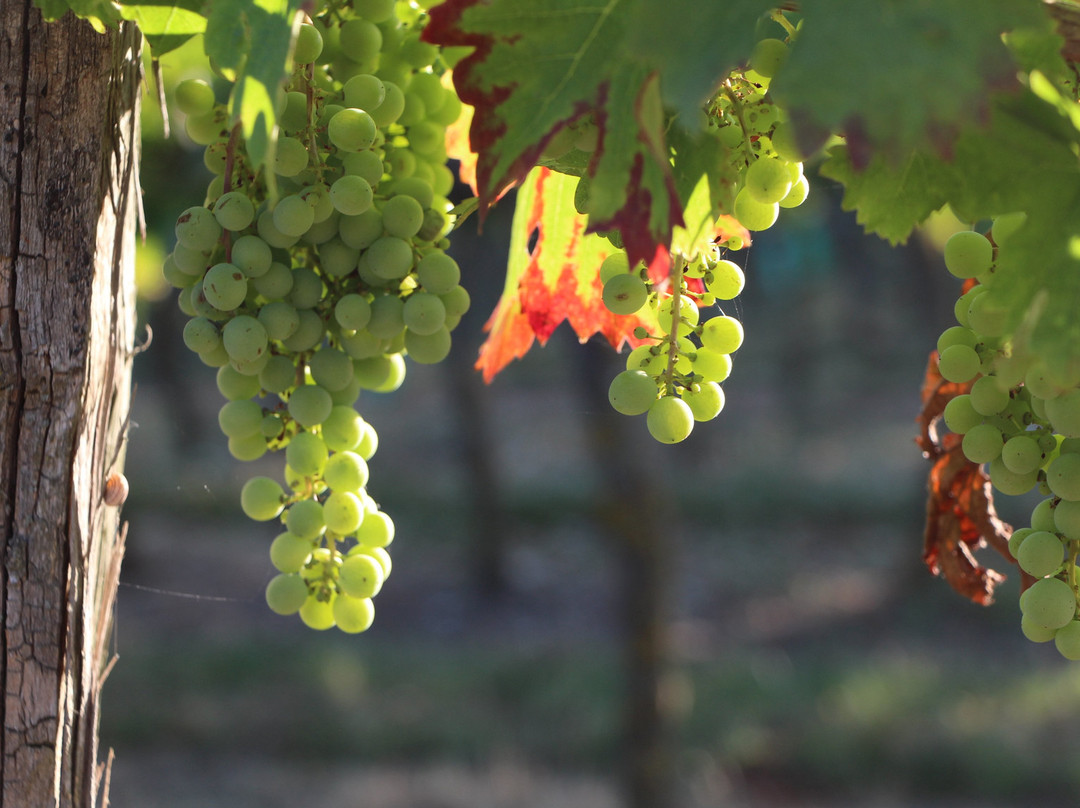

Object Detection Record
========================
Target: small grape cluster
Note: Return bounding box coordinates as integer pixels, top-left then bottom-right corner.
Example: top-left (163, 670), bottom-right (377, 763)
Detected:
top-left (163, 1), bottom-right (466, 631)
top-left (935, 219), bottom-right (1080, 659)
top-left (597, 28), bottom-right (808, 444)
top-left (603, 249), bottom-right (744, 443)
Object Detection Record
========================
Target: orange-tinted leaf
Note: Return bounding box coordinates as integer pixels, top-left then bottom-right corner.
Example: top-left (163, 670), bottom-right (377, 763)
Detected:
top-left (917, 350), bottom-right (1014, 605)
top-left (475, 166), bottom-right (655, 382)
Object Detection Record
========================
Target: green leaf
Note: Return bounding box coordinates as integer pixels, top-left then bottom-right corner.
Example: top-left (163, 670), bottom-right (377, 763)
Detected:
top-left (204, 0), bottom-right (300, 172)
top-left (818, 145), bottom-right (954, 245)
top-left (118, 0), bottom-right (207, 55)
top-left (424, 0), bottom-right (771, 270)
top-left (772, 0), bottom-right (1049, 158)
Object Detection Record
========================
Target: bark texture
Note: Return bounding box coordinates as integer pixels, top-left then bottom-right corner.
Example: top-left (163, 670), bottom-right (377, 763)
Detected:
top-left (0, 6), bottom-right (139, 807)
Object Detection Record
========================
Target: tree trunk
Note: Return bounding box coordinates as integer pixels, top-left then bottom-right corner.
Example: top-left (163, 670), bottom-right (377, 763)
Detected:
top-left (0, 6), bottom-right (139, 807)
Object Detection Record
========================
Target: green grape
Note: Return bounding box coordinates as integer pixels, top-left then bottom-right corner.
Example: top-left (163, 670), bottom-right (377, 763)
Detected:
top-left (285, 430), bottom-right (329, 477)
top-left (937, 344), bottom-right (980, 383)
top-left (343, 151), bottom-right (385, 188)
top-left (231, 234), bottom-right (273, 278)
top-left (608, 370), bottom-right (657, 416)
top-left (1055, 499), bottom-right (1080, 538)
top-left (339, 554), bottom-right (383, 598)
top-left (328, 108), bottom-right (378, 153)
top-left (341, 328), bottom-right (382, 359)
top-left (330, 175), bottom-right (374, 216)
top-left (373, 353), bottom-right (407, 391)
top-left (692, 348), bottom-right (733, 383)
top-left (182, 317), bottom-right (221, 354)
top-left (778, 175), bottom-right (809, 209)
top-left (749, 37), bottom-right (787, 78)
top-left (409, 121), bottom-right (445, 157)
top-left (330, 376), bottom-right (363, 407)
top-left (240, 476), bottom-right (285, 521)
top-left (309, 347), bottom-right (355, 391)
top-left (403, 292), bottom-right (446, 335)
top-left (172, 243), bottom-right (210, 276)
top-left (230, 350), bottom-right (271, 377)
top-left (988, 459), bottom-right (1036, 495)
top-left (1008, 527), bottom-right (1036, 559)
top-left (270, 532), bottom-right (315, 573)
top-left (404, 326), bottom-right (452, 364)
top-left (370, 81), bottom-right (406, 128)
top-left (681, 382), bottom-right (725, 422)
top-left (279, 92), bottom-right (308, 133)
top-left (253, 261), bottom-right (294, 299)
top-left (185, 107), bottom-right (228, 146)
top-left (416, 252), bottom-right (461, 295)
top-left (335, 294), bottom-right (372, 331)
top-left (163, 255), bottom-right (196, 289)
top-left (287, 267), bottom-right (324, 309)
top-left (991, 211), bottom-right (1026, 246)
top-left (293, 22), bottom-right (324, 64)
top-left (1020, 577), bottom-right (1077, 629)
top-left (299, 592), bottom-right (336, 630)
top-left (966, 290), bottom-right (1007, 337)
top-left (657, 296), bottom-right (699, 336)
top-left (285, 499), bottom-right (326, 540)
top-left (745, 157), bottom-right (793, 204)
top-left (936, 326), bottom-right (977, 354)
top-left (1045, 390), bottom-right (1080, 437)
top-left (324, 450), bottom-right (370, 491)
top-left (201, 263), bottom-right (247, 311)
top-left (222, 315), bottom-right (269, 363)
top-left (944, 231), bottom-right (992, 279)
top-left (257, 301), bottom-right (300, 341)
top-left (258, 208), bottom-right (300, 249)
top-left (1031, 498), bottom-right (1057, 533)
top-left (1021, 615), bottom-right (1058, 643)
top-left (363, 236), bottom-right (415, 281)
top-left (340, 17), bottom-right (382, 61)
top-left (647, 396), bottom-right (694, 444)
top-left (261, 413), bottom-right (284, 439)
top-left (275, 136), bottom-right (310, 177)
top-left (367, 294), bottom-right (406, 339)
top-left (339, 208), bottom-right (385, 250)
top-left (602, 274), bottom-right (648, 315)
top-left (1001, 435), bottom-right (1043, 475)
top-left (961, 423), bottom-right (1003, 464)
top-left (733, 188), bottom-right (779, 231)
top-left (333, 594), bottom-right (375, 633)
top-left (387, 175), bottom-right (435, 210)
top-left (288, 384), bottom-right (333, 428)
top-left (265, 574), bottom-right (309, 615)
top-left (381, 194), bottom-right (425, 239)
top-left (1056, 620), bottom-right (1080, 659)
top-left (228, 433), bottom-right (267, 461)
top-left (175, 206), bottom-right (222, 252)
top-left (197, 341), bottom-right (230, 367)
top-left (343, 73), bottom-right (386, 111)
top-left (942, 395), bottom-right (981, 434)
top-left (175, 79), bottom-right (215, 116)
top-left (386, 147), bottom-right (418, 178)
top-left (1017, 531), bottom-right (1064, 578)
top-left (599, 252), bottom-right (631, 284)
top-left (218, 399), bottom-right (264, 438)
top-left (217, 363), bottom-right (261, 400)
top-left (259, 354), bottom-right (297, 393)
top-left (213, 191), bottom-right (255, 232)
top-left (319, 239), bottom-right (360, 278)
top-left (700, 316), bottom-right (744, 354)
top-left (356, 510), bottom-right (394, 547)
top-left (706, 260), bottom-right (744, 300)
top-left (969, 375), bottom-right (1009, 416)
top-left (356, 420), bottom-right (379, 460)
top-left (1047, 453), bottom-right (1080, 500)
top-left (324, 491), bottom-right (364, 534)
top-left (273, 194), bottom-right (316, 238)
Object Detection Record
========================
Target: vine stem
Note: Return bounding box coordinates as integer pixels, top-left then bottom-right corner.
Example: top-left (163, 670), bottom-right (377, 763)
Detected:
top-left (663, 255), bottom-right (687, 396)
top-left (221, 122), bottom-right (242, 262)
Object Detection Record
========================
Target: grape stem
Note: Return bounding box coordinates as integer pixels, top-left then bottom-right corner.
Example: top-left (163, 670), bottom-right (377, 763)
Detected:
top-left (722, 82), bottom-right (755, 165)
top-left (222, 123), bottom-right (243, 262)
top-left (663, 255), bottom-right (687, 396)
top-left (769, 10), bottom-right (797, 39)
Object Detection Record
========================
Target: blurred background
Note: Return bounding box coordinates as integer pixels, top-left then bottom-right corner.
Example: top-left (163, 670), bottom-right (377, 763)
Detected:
top-left (99, 43), bottom-right (1080, 808)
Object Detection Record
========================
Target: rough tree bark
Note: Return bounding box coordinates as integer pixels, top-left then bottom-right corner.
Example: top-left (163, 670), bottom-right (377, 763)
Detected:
top-left (0, 5), bottom-right (139, 807)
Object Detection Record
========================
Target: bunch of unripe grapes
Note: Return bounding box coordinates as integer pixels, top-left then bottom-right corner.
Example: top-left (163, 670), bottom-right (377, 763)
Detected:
top-left (935, 218), bottom-right (1080, 659)
top-left (602, 249), bottom-right (745, 443)
top-left (164, 0), bottom-right (467, 632)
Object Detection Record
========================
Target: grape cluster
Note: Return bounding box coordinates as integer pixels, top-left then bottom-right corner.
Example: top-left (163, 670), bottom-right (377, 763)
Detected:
top-left (935, 220), bottom-right (1080, 659)
top-left (164, 1), bottom-right (466, 631)
top-left (598, 30), bottom-right (808, 444)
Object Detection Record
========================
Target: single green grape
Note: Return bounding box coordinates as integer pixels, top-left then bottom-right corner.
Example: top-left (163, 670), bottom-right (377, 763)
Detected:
top-left (646, 396), bottom-right (694, 444)
top-left (241, 477), bottom-right (285, 521)
top-left (943, 231), bottom-right (992, 279)
top-left (265, 574), bottom-right (309, 615)
top-left (602, 274), bottom-right (648, 315)
top-left (608, 369), bottom-right (657, 416)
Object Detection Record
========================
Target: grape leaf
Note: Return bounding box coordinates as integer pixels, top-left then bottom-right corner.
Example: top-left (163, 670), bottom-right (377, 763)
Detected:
top-left (916, 352), bottom-right (1012, 606)
top-left (423, 0), bottom-right (770, 273)
top-left (204, 0), bottom-right (300, 171)
top-left (818, 145), bottom-right (954, 245)
top-left (476, 167), bottom-right (654, 382)
top-left (118, 0), bottom-right (207, 55)
top-left (772, 0), bottom-right (1049, 159)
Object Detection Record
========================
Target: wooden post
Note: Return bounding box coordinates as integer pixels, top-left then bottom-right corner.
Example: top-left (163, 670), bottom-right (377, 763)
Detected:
top-left (0, 6), bottom-right (139, 806)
